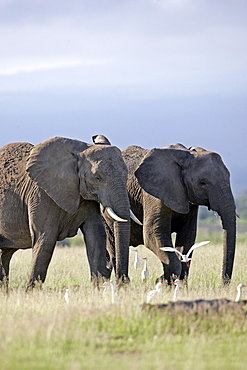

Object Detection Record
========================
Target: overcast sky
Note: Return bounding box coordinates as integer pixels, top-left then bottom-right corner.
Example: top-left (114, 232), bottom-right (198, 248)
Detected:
top-left (0, 0), bottom-right (246, 194)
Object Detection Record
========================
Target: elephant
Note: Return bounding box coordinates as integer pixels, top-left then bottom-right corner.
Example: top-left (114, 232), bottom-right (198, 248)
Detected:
top-left (0, 136), bottom-right (132, 289)
top-left (120, 143), bottom-right (236, 285)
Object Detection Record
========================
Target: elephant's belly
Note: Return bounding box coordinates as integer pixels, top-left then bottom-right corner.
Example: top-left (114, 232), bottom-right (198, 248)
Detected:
top-left (0, 221), bottom-right (32, 249)
top-left (57, 228), bottom-right (78, 241)
top-left (0, 234), bottom-right (32, 249)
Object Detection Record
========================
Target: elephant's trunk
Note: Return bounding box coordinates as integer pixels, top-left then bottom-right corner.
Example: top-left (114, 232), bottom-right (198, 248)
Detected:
top-left (114, 219), bottom-right (130, 284)
top-left (216, 188), bottom-right (236, 284)
top-left (108, 185), bottom-right (131, 285)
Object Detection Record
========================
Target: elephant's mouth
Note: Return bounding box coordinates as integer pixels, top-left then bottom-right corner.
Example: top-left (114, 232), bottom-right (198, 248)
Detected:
top-left (100, 205), bottom-right (142, 225)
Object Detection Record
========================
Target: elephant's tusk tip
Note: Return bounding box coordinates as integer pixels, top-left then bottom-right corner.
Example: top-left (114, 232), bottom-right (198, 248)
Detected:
top-left (105, 207), bottom-right (128, 222)
top-left (130, 210), bottom-right (143, 225)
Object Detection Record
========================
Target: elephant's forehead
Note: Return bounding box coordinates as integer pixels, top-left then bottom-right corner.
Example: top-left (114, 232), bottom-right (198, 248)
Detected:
top-left (192, 151), bottom-right (223, 166)
top-left (86, 145), bottom-right (121, 158)
top-left (190, 152), bottom-right (229, 178)
top-left (84, 146), bottom-right (128, 171)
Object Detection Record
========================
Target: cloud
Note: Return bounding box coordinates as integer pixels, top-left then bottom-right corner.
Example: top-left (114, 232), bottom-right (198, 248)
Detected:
top-left (0, 0), bottom-right (246, 96)
top-left (0, 57), bottom-right (115, 76)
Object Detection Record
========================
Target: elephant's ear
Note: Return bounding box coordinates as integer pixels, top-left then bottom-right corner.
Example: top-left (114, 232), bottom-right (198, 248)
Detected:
top-left (135, 148), bottom-right (190, 214)
top-left (26, 137), bottom-right (89, 214)
top-left (92, 135), bottom-right (111, 145)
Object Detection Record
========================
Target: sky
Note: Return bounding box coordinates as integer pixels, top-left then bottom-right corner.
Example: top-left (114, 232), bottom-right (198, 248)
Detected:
top-left (0, 0), bottom-right (246, 195)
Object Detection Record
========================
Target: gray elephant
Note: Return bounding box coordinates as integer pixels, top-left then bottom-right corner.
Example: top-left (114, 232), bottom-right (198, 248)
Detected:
top-left (0, 136), bottom-right (131, 289)
top-left (121, 143), bottom-right (236, 285)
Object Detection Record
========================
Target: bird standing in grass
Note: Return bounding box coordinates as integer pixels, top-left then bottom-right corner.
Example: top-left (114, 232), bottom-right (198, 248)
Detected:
top-left (171, 279), bottom-right (182, 301)
top-left (64, 288), bottom-right (71, 304)
top-left (141, 257), bottom-right (149, 282)
top-left (171, 280), bottom-right (246, 303)
top-left (142, 282), bottom-right (246, 313)
top-left (133, 249), bottom-right (140, 269)
top-left (160, 241), bottom-right (210, 265)
top-left (146, 282), bottom-right (163, 303)
top-left (235, 283), bottom-right (246, 302)
top-left (102, 282), bottom-right (111, 299)
top-left (110, 280), bottom-right (121, 304)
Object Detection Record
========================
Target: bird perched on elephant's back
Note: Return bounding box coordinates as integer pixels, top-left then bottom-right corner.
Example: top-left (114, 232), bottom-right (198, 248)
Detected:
top-left (121, 143), bottom-right (236, 285)
top-left (0, 136), bottom-right (131, 289)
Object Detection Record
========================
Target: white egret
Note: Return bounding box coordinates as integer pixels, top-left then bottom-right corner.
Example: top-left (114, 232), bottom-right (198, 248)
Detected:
top-left (146, 282), bottom-right (163, 303)
top-left (142, 283), bottom-right (246, 313)
top-left (64, 288), bottom-right (71, 304)
top-left (102, 282), bottom-right (111, 296)
top-left (100, 281), bottom-right (112, 302)
top-left (110, 280), bottom-right (121, 304)
top-left (160, 241), bottom-right (210, 263)
top-left (141, 257), bottom-right (149, 282)
top-left (133, 249), bottom-right (140, 269)
top-left (235, 283), bottom-right (246, 302)
top-left (171, 279), bottom-right (182, 302)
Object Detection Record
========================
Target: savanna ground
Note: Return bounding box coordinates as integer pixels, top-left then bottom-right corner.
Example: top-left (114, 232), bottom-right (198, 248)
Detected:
top-left (0, 227), bottom-right (247, 370)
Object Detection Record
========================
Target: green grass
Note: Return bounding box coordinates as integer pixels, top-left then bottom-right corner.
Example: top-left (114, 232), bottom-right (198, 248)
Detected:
top-left (0, 240), bottom-right (247, 370)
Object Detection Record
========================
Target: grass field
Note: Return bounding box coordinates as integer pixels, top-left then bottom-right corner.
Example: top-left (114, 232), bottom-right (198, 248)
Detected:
top-left (0, 237), bottom-right (247, 370)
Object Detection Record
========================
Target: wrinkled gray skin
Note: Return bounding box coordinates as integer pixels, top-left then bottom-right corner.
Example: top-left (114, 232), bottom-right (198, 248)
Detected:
top-left (0, 137), bottom-right (130, 289)
top-left (122, 143), bottom-right (236, 285)
top-left (92, 135), bottom-right (133, 281)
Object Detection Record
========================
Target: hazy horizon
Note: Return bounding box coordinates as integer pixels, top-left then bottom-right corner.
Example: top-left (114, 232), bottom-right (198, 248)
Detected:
top-left (1, 0), bottom-right (246, 195)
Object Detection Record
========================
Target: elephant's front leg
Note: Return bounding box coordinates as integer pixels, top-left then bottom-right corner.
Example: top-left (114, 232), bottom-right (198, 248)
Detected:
top-left (81, 214), bottom-right (109, 285)
top-left (27, 234), bottom-right (57, 290)
top-left (174, 205), bottom-right (198, 280)
top-left (143, 202), bottom-right (182, 283)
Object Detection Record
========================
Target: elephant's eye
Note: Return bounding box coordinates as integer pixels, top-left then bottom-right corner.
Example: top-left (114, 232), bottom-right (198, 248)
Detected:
top-left (199, 180), bottom-right (206, 186)
top-left (95, 174), bottom-right (101, 182)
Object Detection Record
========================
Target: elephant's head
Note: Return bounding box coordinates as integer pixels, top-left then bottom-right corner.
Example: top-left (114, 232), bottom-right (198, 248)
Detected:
top-left (135, 143), bottom-right (236, 284)
top-left (26, 136), bottom-right (131, 283)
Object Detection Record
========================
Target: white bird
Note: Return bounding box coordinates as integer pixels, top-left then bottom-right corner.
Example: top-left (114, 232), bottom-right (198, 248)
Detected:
top-left (110, 280), bottom-right (121, 304)
top-left (171, 279), bottom-right (182, 302)
top-left (101, 281), bottom-right (112, 302)
top-left (235, 283), bottom-right (246, 302)
top-left (141, 257), bottom-right (149, 282)
top-left (146, 282), bottom-right (163, 303)
top-left (64, 288), bottom-right (71, 304)
top-left (102, 281), bottom-right (111, 295)
top-left (160, 241), bottom-right (210, 263)
top-left (171, 281), bottom-right (245, 304)
top-left (143, 282), bottom-right (247, 313)
top-left (133, 249), bottom-right (140, 269)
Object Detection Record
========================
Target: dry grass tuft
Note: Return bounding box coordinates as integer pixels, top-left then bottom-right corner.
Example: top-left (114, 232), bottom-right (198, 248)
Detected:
top-left (0, 242), bottom-right (247, 369)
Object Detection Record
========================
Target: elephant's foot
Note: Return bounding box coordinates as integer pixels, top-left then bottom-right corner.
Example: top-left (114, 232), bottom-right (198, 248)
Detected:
top-left (222, 274), bottom-right (231, 286)
top-left (0, 276), bottom-right (9, 294)
top-left (116, 274), bottom-right (130, 288)
top-left (91, 273), bottom-right (110, 289)
top-left (155, 273), bottom-right (180, 285)
top-left (26, 277), bottom-right (43, 291)
top-left (155, 275), bottom-right (167, 284)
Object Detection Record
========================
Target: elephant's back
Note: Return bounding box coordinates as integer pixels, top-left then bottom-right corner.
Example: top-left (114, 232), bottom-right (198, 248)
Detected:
top-left (122, 146), bottom-right (148, 175)
top-left (0, 142), bottom-right (33, 193)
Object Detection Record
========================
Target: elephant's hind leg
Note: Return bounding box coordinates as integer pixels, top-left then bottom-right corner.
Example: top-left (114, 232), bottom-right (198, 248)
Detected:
top-left (0, 248), bottom-right (17, 291)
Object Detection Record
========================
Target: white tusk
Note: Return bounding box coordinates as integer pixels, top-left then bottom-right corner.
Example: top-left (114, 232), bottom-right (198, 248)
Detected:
top-left (106, 207), bottom-right (128, 222)
top-left (130, 210), bottom-right (143, 225)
